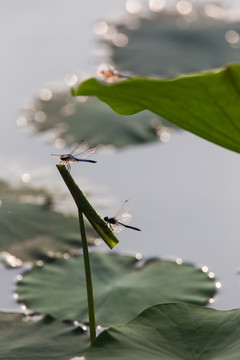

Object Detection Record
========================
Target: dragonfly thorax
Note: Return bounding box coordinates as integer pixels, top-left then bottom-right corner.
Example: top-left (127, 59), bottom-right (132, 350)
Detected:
top-left (104, 216), bottom-right (117, 224)
top-left (60, 154), bottom-right (72, 161)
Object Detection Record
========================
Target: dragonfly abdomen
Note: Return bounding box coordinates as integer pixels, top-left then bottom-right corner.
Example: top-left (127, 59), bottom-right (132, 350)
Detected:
top-left (118, 222), bottom-right (141, 231)
top-left (73, 158), bottom-right (97, 163)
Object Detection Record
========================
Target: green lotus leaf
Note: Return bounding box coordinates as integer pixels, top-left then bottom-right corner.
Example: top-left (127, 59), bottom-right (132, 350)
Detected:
top-left (0, 180), bottom-right (95, 263)
top-left (22, 89), bottom-right (172, 148)
top-left (72, 64), bottom-right (240, 154)
top-left (17, 252), bottom-right (215, 327)
top-left (0, 312), bottom-right (89, 359)
top-left (86, 303), bottom-right (240, 360)
top-left (100, 6), bottom-right (240, 76)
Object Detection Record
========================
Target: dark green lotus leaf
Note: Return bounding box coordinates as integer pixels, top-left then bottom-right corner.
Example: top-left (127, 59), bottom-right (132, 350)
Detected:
top-left (0, 180), bottom-right (96, 263)
top-left (17, 252), bottom-right (215, 327)
top-left (0, 179), bottom-right (49, 198)
top-left (22, 88), bottom-right (173, 148)
top-left (0, 312), bottom-right (89, 359)
top-left (72, 64), bottom-right (240, 154)
top-left (99, 5), bottom-right (240, 76)
top-left (86, 303), bottom-right (240, 360)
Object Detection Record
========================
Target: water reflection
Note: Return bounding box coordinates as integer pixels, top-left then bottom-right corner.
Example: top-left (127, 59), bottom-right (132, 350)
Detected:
top-left (0, 252), bottom-right (22, 268)
top-left (225, 30), bottom-right (240, 48)
top-left (21, 304), bottom-right (27, 311)
top-left (208, 272), bottom-right (215, 279)
top-left (21, 173), bottom-right (31, 183)
top-left (176, 0), bottom-right (193, 15)
top-left (34, 111), bottom-right (47, 123)
top-left (204, 3), bottom-right (225, 19)
top-left (73, 321), bottom-right (88, 331)
top-left (102, 25), bottom-right (117, 40)
top-left (148, 0), bottom-right (166, 12)
top-left (215, 281), bottom-right (222, 289)
top-left (176, 258), bottom-right (183, 265)
top-left (158, 128), bottom-right (171, 143)
top-left (202, 266), bottom-right (208, 273)
top-left (54, 138), bottom-right (66, 148)
top-left (112, 32), bottom-right (129, 47)
top-left (37, 260), bottom-right (44, 267)
top-left (16, 116), bottom-right (28, 128)
top-left (39, 89), bottom-right (52, 101)
top-left (59, 104), bottom-right (76, 117)
top-left (65, 73), bottom-right (79, 87)
top-left (93, 21), bottom-right (109, 35)
top-left (13, 292), bottom-right (19, 300)
top-left (94, 238), bottom-right (102, 245)
top-left (125, 0), bottom-right (142, 14)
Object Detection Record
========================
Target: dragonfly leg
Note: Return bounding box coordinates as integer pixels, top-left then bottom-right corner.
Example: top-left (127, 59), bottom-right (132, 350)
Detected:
top-left (67, 163), bottom-right (71, 171)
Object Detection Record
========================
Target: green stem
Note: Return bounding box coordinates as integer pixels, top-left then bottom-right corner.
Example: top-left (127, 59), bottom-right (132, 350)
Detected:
top-left (78, 210), bottom-right (96, 344)
top-left (56, 164), bottom-right (119, 249)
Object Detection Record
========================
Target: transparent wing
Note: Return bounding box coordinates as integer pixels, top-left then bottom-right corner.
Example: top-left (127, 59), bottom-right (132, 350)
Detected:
top-left (51, 154), bottom-right (62, 158)
top-left (115, 199), bottom-right (132, 224)
top-left (111, 222), bottom-right (125, 233)
top-left (70, 139), bottom-right (88, 153)
top-left (118, 212), bottom-right (132, 225)
top-left (71, 139), bottom-right (96, 159)
top-left (74, 147), bottom-right (96, 159)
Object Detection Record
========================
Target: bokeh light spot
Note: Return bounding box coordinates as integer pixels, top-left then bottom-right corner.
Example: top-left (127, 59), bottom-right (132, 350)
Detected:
top-left (93, 21), bottom-right (108, 35)
top-left (112, 33), bottom-right (128, 47)
top-left (40, 89), bottom-right (52, 101)
top-left (21, 173), bottom-right (31, 183)
top-left (149, 0), bottom-right (165, 12)
top-left (176, 0), bottom-right (193, 15)
top-left (126, 0), bottom-right (142, 14)
top-left (16, 116), bottom-right (28, 127)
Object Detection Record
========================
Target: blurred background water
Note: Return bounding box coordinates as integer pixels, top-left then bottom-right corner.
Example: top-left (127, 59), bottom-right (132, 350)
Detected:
top-left (1, 0), bottom-right (240, 311)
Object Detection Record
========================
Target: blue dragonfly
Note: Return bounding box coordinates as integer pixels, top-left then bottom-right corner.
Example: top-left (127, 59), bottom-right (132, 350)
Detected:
top-left (51, 140), bottom-right (97, 170)
top-left (104, 200), bottom-right (141, 233)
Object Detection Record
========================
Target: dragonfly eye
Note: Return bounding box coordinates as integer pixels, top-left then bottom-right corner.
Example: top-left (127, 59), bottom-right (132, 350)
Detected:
top-left (104, 216), bottom-right (108, 221)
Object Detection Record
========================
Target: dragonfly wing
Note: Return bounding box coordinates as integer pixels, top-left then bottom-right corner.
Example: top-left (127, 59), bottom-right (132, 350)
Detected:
top-left (115, 200), bottom-right (132, 224)
top-left (71, 139), bottom-right (89, 155)
top-left (111, 222), bottom-right (125, 233)
top-left (74, 147), bottom-right (96, 159)
top-left (118, 212), bottom-right (132, 225)
top-left (51, 154), bottom-right (62, 158)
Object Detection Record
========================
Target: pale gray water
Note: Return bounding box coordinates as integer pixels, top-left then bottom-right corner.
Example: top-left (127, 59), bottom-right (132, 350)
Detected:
top-left (1, 0), bottom-right (240, 312)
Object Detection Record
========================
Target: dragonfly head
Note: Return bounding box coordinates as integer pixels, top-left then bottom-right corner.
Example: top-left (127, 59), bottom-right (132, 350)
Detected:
top-left (104, 216), bottom-right (109, 222)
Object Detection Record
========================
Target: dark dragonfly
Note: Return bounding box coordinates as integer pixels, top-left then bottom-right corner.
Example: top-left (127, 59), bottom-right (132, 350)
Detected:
top-left (104, 200), bottom-right (141, 233)
top-left (51, 140), bottom-right (96, 170)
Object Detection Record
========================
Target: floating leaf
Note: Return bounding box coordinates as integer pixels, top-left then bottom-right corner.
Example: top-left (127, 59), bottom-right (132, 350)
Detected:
top-left (21, 86), bottom-right (172, 148)
top-left (17, 252), bottom-right (215, 327)
top-left (86, 303), bottom-right (240, 360)
top-left (0, 181), bottom-right (96, 262)
top-left (0, 312), bottom-right (89, 359)
top-left (99, 5), bottom-right (240, 76)
top-left (72, 64), bottom-right (240, 154)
